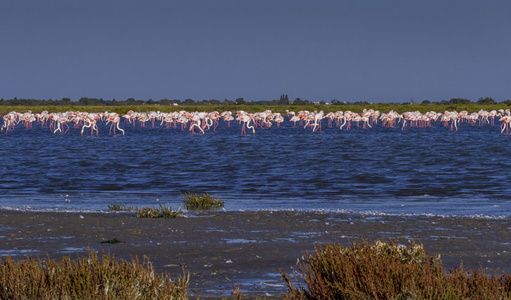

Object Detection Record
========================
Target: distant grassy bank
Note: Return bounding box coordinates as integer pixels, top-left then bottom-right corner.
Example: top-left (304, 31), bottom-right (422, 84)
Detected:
top-left (0, 103), bottom-right (510, 116)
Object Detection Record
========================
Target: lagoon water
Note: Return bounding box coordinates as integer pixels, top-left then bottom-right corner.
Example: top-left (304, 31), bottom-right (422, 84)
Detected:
top-left (1, 119), bottom-right (511, 218)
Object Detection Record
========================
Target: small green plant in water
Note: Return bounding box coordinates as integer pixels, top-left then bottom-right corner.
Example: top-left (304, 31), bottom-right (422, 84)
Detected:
top-left (108, 202), bottom-right (134, 211)
top-left (182, 192), bottom-right (225, 209)
top-left (136, 203), bottom-right (183, 218)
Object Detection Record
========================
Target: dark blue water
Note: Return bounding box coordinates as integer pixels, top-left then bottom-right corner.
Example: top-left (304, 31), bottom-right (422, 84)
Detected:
top-left (1, 119), bottom-right (510, 218)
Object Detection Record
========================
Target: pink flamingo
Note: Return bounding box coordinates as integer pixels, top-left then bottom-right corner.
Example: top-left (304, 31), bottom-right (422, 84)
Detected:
top-left (312, 111), bottom-right (324, 132)
top-left (106, 114), bottom-right (125, 135)
top-left (53, 116), bottom-right (70, 134)
top-left (1, 112), bottom-right (18, 133)
top-left (189, 113), bottom-right (205, 134)
top-left (81, 114), bottom-right (99, 136)
top-left (222, 111), bottom-right (235, 127)
top-left (237, 114), bottom-right (255, 135)
top-left (500, 116), bottom-right (511, 134)
top-left (274, 113), bottom-right (284, 127)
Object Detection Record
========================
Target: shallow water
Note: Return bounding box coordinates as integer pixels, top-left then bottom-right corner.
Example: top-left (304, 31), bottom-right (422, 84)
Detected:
top-left (1, 119), bottom-right (510, 218)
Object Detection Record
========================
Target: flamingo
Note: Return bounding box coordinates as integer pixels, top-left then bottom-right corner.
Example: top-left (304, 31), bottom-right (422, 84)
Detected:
top-left (105, 114), bottom-right (125, 135)
top-left (189, 113), bottom-right (205, 134)
top-left (3, 108), bottom-right (511, 136)
top-left (1, 112), bottom-right (18, 133)
top-left (237, 114), bottom-right (255, 135)
top-left (274, 113), bottom-right (284, 127)
top-left (53, 116), bottom-right (70, 134)
top-left (289, 115), bottom-right (300, 126)
top-left (312, 111), bottom-right (324, 132)
top-left (221, 111), bottom-right (234, 127)
top-left (81, 114), bottom-right (99, 136)
top-left (500, 116), bottom-right (511, 134)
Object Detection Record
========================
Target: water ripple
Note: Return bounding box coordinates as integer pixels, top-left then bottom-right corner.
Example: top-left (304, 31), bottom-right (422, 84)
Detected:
top-left (1, 122), bottom-right (511, 217)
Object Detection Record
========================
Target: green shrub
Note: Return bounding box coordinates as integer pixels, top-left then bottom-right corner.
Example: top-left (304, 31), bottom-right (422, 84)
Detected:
top-left (135, 203), bottom-right (183, 218)
top-left (182, 192), bottom-right (225, 210)
top-left (107, 201), bottom-right (134, 211)
top-left (0, 250), bottom-right (189, 299)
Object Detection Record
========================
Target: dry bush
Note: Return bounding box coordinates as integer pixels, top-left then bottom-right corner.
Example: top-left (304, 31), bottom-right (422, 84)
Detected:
top-left (0, 250), bottom-right (189, 299)
top-left (281, 240), bottom-right (511, 300)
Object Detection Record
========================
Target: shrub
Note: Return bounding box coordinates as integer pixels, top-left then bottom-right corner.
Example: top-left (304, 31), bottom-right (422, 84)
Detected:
top-left (135, 203), bottom-right (183, 218)
top-left (100, 237), bottom-right (125, 244)
top-left (108, 201), bottom-right (134, 211)
top-left (182, 192), bottom-right (224, 210)
top-left (0, 250), bottom-right (189, 299)
top-left (281, 240), bottom-right (511, 299)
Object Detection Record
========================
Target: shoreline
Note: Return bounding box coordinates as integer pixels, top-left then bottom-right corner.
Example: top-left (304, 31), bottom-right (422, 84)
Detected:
top-left (1, 210), bottom-right (510, 298)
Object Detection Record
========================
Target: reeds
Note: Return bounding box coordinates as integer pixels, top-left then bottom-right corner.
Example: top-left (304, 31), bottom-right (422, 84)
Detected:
top-left (280, 240), bottom-right (511, 300)
top-left (0, 250), bottom-right (189, 299)
top-left (135, 203), bottom-right (183, 218)
top-left (182, 192), bottom-right (225, 210)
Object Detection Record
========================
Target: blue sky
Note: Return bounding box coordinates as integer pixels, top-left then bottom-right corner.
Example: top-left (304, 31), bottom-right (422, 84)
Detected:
top-left (1, 1), bottom-right (510, 103)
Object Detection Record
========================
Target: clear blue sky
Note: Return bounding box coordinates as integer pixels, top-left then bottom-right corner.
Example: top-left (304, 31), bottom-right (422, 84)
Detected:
top-left (1, 0), bottom-right (510, 103)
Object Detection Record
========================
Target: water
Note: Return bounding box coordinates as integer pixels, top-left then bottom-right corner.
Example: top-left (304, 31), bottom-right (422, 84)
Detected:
top-left (1, 119), bottom-right (511, 218)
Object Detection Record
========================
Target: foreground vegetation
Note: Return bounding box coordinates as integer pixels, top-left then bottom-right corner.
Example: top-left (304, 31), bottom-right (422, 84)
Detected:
top-left (0, 250), bottom-right (189, 300)
top-left (2, 240), bottom-right (509, 299)
top-left (281, 240), bottom-right (511, 300)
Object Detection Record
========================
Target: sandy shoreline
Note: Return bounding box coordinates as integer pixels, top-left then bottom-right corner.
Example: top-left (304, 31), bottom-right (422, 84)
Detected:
top-left (1, 210), bottom-right (510, 298)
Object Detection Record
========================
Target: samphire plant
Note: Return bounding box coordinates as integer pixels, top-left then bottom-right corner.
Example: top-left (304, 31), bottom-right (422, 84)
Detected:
top-left (107, 201), bottom-right (134, 211)
top-left (280, 240), bottom-right (511, 300)
top-left (182, 192), bottom-right (225, 210)
top-left (135, 203), bottom-right (183, 218)
top-left (0, 250), bottom-right (189, 299)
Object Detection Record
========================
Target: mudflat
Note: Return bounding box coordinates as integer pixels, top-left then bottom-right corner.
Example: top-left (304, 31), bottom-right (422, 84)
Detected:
top-left (1, 210), bottom-right (510, 298)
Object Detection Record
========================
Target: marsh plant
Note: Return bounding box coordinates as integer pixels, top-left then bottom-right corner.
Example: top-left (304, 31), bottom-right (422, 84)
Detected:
top-left (135, 203), bottom-right (183, 218)
top-left (100, 237), bottom-right (125, 244)
top-left (182, 192), bottom-right (225, 210)
top-left (0, 250), bottom-right (189, 299)
top-left (280, 240), bottom-right (511, 299)
top-left (107, 201), bottom-right (134, 211)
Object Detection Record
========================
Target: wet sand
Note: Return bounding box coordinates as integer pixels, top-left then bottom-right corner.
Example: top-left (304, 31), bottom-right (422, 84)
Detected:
top-left (1, 210), bottom-right (510, 298)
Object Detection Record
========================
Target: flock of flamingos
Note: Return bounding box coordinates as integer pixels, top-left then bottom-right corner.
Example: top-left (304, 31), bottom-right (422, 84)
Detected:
top-left (1, 108), bottom-right (511, 135)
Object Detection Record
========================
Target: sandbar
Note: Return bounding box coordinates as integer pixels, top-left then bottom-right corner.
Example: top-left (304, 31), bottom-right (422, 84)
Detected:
top-left (0, 210), bottom-right (510, 298)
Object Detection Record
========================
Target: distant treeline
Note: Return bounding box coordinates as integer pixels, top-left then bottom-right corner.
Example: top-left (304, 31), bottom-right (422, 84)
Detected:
top-left (0, 95), bottom-right (509, 106)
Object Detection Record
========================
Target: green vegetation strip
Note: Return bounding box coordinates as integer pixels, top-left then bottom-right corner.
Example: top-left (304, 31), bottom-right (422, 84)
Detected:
top-left (1, 103), bottom-right (511, 116)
